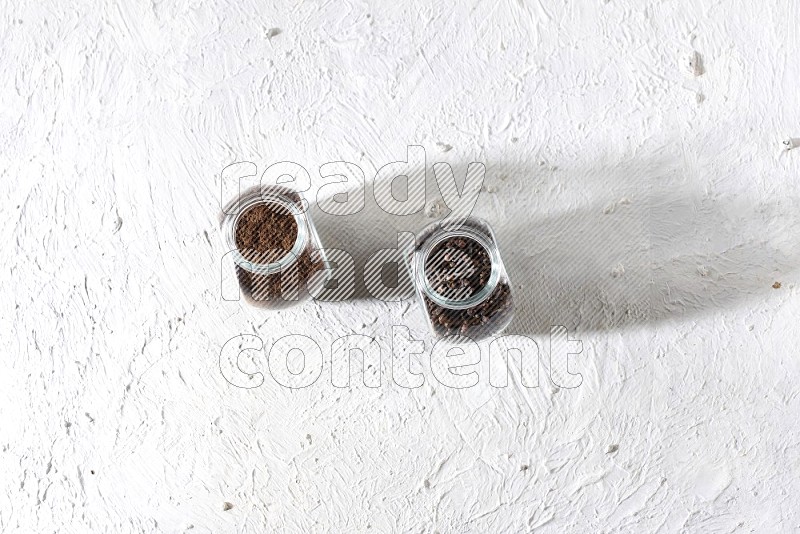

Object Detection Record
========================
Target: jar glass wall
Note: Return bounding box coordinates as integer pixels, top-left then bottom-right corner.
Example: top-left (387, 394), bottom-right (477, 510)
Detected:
top-left (221, 186), bottom-right (327, 308)
top-left (408, 217), bottom-right (514, 340)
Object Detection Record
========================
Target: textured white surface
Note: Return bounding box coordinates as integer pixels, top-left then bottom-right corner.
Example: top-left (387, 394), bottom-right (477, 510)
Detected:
top-left (3, 0), bottom-right (800, 532)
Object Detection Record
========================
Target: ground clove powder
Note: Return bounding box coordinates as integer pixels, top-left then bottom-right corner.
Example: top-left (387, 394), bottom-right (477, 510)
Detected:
top-left (235, 202), bottom-right (299, 262)
top-left (223, 187), bottom-right (325, 308)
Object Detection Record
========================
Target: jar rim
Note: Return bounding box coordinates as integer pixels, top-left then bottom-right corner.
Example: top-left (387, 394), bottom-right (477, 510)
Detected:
top-left (223, 190), bottom-right (308, 275)
top-left (415, 222), bottom-right (501, 310)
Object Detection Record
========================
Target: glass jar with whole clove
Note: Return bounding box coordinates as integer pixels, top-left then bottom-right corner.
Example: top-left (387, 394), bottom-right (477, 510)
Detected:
top-left (221, 186), bottom-right (328, 308)
top-left (408, 217), bottom-right (514, 340)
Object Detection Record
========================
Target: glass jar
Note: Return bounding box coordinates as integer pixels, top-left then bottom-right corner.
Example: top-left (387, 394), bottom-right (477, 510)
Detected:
top-left (221, 185), bottom-right (328, 308)
top-left (408, 217), bottom-right (514, 340)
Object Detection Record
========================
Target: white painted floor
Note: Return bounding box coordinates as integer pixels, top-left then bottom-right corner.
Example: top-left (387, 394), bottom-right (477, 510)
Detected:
top-left (3, 1), bottom-right (800, 532)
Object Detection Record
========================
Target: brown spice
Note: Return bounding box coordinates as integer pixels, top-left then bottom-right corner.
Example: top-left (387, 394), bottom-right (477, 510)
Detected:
top-left (235, 203), bottom-right (298, 263)
top-left (424, 282), bottom-right (513, 338)
top-left (424, 236), bottom-right (491, 301)
top-left (233, 199), bottom-right (322, 306)
top-left (422, 235), bottom-right (513, 338)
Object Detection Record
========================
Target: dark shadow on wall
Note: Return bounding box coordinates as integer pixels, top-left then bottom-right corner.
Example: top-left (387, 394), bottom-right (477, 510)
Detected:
top-left (496, 160), bottom-right (800, 336)
top-left (306, 156), bottom-right (799, 335)
top-left (310, 159), bottom-right (438, 301)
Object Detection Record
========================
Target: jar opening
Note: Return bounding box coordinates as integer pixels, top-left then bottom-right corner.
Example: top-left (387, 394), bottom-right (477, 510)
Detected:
top-left (417, 229), bottom-right (500, 310)
top-left (225, 192), bottom-right (308, 275)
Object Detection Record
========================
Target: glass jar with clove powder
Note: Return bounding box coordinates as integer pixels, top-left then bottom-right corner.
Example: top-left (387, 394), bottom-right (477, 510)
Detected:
top-left (221, 186), bottom-right (328, 308)
top-left (409, 217), bottom-right (514, 340)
